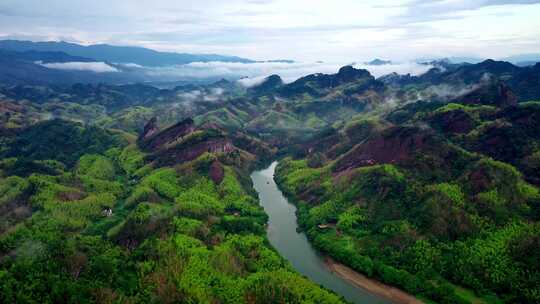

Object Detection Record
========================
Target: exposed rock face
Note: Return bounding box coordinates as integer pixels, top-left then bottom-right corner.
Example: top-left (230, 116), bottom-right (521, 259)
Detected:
top-left (140, 118), bottom-right (196, 151)
top-left (139, 116), bottom-right (238, 167)
top-left (139, 116), bottom-right (159, 141)
top-left (209, 160), bottom-right (225, 184)
top-left (497, 83), bottom-right (518, 108)
top-left (333, 127), bottom-right (433, 172)
top-left (153, 138), bottom-right (234, 166)
top-left (138, 116), bottom-right (272, 169)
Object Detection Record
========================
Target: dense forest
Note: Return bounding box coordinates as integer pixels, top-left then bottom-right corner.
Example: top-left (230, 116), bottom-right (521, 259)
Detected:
top-left (1, 58), bottom-right (539, 303)
top-left (0, 119), bottom-right (344, 303)
top-left (276, 101), bottom-right (540, 303)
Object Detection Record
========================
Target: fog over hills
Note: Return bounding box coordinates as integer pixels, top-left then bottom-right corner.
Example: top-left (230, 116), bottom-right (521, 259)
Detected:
top-left (1, 1), bottom-right (540, 304)
top-left (0, 40), bottom-right (437, 85)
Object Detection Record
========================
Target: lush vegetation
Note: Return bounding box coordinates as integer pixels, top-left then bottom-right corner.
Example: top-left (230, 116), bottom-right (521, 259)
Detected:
top-left (2, 61), bottom-right (540, 304)
top-left (0, 125), bottom-right (344, 303)
top-left (275, 100), bottom-right (540, 304)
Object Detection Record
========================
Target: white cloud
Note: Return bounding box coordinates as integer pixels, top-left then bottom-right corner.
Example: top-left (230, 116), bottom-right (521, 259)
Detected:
top-left (176, 90), bottom-right (202, 101)
top-left (2, 1), bottom-right (539, 62)
top-left (140, 60), bottom-right (432, 84)
top-left (354, 62), bottom-right (433, 78)
top-left (37, 61), bottom-right (119, 73)
top-left (203, 88), bottom-right (225, 101)
top-left (119, 62), bottom-right (144, 68)
top-left (238, 75), bottom-right (268, 87)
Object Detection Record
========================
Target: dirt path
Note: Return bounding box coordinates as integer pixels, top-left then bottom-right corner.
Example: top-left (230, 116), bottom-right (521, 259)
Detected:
top-left (325, 257), bottom-right (424, 304)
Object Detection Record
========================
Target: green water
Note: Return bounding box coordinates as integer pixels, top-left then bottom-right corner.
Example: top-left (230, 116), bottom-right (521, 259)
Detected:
top-left (251, 162), bottom-right (392, 304)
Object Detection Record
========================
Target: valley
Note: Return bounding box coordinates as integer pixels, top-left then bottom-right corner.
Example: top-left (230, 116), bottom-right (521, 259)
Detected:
top-left (251, 162), bottom-right (391, 304)
top-left (3, 0), bottom-right (540, 302)
top-left (1, 56), bottom-right (539, 303)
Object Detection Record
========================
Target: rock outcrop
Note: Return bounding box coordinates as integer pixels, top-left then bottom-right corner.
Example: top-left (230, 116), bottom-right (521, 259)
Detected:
top-left (140, 118), bottom-right (196, 151)
top-left (139, 116), bottom-right (160, 141)
top-left (333, 127), bottom-right (433, 172)
top-left (138, 117), bottom-right (241, 167)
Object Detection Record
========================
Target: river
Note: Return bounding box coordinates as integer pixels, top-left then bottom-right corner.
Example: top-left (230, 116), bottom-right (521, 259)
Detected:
top-left (251, 161), bottom-right (391, 304)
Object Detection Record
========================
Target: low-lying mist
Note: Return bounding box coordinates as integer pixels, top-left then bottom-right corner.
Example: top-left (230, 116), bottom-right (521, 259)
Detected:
top-left (116, 60), bottom-right (434, 85)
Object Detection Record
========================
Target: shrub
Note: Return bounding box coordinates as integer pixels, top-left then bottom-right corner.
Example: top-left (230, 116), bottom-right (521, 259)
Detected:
top-left (0, 176), bottom-right (30, 206)
top-left (176, 190), bottom-right (224, 218)
top-left (76, 154), bottom-right (116, 181)
top-left (125, 186), bottom-right (159, 208)
top-left (118, 146), bottom-right (146, 176)
top-left (141, 168), bottom-right (182, 200)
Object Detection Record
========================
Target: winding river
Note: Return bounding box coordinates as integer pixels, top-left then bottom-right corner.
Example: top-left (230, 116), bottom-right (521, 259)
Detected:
top-left (251, 162), bottom-right (391, 304)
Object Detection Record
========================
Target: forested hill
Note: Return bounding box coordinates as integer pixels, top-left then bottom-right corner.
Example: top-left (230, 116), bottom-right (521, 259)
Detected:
top-left (1, 60), bottom-right (539, 303)
top-left (0, 119), bottom-right (345, 303)
top-left (276, 100), bottom-right (540, 303)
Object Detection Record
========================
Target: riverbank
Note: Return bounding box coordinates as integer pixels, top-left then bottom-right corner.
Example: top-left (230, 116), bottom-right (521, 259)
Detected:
top-left (252, 162), bottom-right (392, 304)
top-left (325, 257), bottom-right (424, 304)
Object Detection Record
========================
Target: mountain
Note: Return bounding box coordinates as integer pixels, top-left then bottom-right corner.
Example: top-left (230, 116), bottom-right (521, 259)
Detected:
top-left (447, 56), bottom-right (485, 64)
top-left (502, 53), bottom-right (540, 66)
top-left (0, 117), bottom-right (343, 303)
top-left (422, 54), bottom-right (540, 66)
top-left (0, 49), bottom-right (95, 63)
top-left (418, 56), bottom-right (485, 64)
top-left (3, 60), bottom-right (539, 135)
top-left (0, 40), bottom-right (254, 66)
top-left (275, 99), bottom-right (540, 304)
top-left (0, 40), bottom-right (259, 85)
top-left (383, 59), bottom-right (540, 102)
top-left (0, 49), bottom-right (142, 85)
top-left (278, 65), bottom-right (384, 99)
top-left (249, 74), bottom-right (284, 95)
top-left (260, 59), bottom-right (295, 63)
top-left (139, 117), bottom-right (272, 170)
top-left (1, 60), bottom-right (540, 304)
top-left (365, 58), bottom-right (392, 65)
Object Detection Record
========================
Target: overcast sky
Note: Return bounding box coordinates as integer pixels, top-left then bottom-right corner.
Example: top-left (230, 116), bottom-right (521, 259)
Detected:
top-left (1, 0), bottom-right (540, 61)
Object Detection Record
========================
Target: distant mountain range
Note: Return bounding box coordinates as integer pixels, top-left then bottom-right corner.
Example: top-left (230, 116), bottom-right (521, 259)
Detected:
top-left (0, 40), bottom-right (302, 85)
top-left (0, 48), bottom-right (147, 85)
top-left (0, 40), bottom-right (254, 66)
top-left (380, 59), bottom-right (540, 101)
top-left (418, 54), bottom-right (540, 66)
top-left (502, 53), bottom-right (540, 67)
top-left (0, 49), bottom-right (95, 64)
top-left (0, 40), bottom-right (539, 86)
top-left (364, 59), bottom-right (393, 65)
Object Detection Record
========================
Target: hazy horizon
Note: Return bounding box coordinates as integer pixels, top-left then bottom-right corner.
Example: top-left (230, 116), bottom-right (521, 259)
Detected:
top-left (1, 0), bottom-right (540, 62)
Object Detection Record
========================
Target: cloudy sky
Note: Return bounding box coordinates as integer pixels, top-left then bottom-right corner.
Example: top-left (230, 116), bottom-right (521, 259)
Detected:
top-left (1, 0), bottom-right (540, 62)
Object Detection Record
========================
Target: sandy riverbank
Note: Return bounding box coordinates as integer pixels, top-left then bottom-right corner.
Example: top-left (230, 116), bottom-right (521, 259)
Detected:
top-left (325, 257), bottom-right (424, 304)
